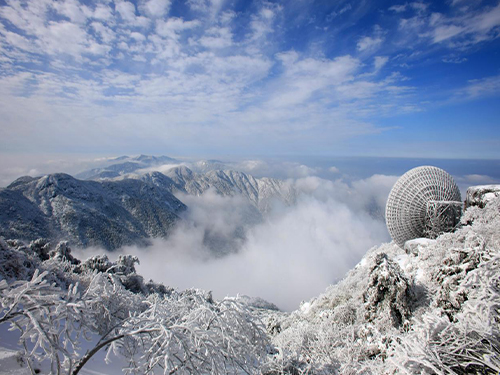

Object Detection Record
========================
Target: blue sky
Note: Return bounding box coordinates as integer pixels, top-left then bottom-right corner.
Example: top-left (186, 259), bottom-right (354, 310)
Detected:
top-left (0, 0), bottom-right (499, 159)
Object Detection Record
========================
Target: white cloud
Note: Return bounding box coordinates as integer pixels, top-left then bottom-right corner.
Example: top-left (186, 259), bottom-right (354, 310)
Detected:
top-left (432, 24), bottom-right (465, 43)
top-left (357, 36), bottom-right (383, 52)
top-left (249, 3), bottom-right (281, 41)
top-left (155, 17), bottom-right (200, 39)
top-left (426, 3), bottom-right (500, 45)
top-left (116, 176), bottom-right (391, 311)
top-left (335, 72), bottom-right (414, 107)
top-left (92, 4), bottom-right (113, 21)
top-left (394, 3), bottom-right (500, 50)
top-left (410, 2), bottom-right (429, 13)
top-left (187, 0), bottom-right (226, 18)
top-left (398, 16), bottom-right (426, 31)
top-left (101, 70), bottom-right (141, 88)
top-left (473, 3), bottom-right (500, 32)
top-left (389, 2), bottom-right (428, 14)
top-left (91, 22), bottom-right (116, 44)
top-left (389, 4), bottom-right (407, 13)
top-left (140, 0), bottom-right (171, 18)
top-left (130, 31), bottom-right (146, 42)
top-left (458, 74), bottom-right (500, 99)
top-left (462, 174), bottom-right (499, 184)
top-left (0, 153), bottom-right (119, 187)
top-left (135, 163), bottom-right (188, 176)
top-left (115, 0), bottom-right (137, 22)
top-left (442, 56), bottom-right (467, 64)
top-left (199, 27), bottom-right (233, 49)
top-left (327, 4), bottom-right (352, 20)
top-left (39, 21), bottom-right (102, 58)
top-left (115, 0), bottom-right (150, 27)
top-left (2, 30), bottom-right (34, 52)
top-left (269, 54), bottom-right (360, 107)
top-left (53, 0), bottom-right (89, 24)
top-left (1, 0), bottom-right (490, 158)
top-left (0, 0), bottom-right (114, 63)
top-left (219, 10), bottom-right (235, 24)
top-left (374, 56), bottom-right (389, 71)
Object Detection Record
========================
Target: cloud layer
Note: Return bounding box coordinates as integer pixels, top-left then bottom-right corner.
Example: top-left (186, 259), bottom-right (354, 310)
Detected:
top-left (95, 173), bottom-right (395, 311)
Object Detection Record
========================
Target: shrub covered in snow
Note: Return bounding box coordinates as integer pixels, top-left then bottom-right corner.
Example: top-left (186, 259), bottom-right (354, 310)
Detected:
top-left (0, 238), bottom-right (270, 374)
top-left (363, 252), bottom-right (415, 328)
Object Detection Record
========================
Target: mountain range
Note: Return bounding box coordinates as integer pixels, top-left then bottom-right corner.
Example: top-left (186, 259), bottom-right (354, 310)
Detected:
top-left (75, 154), bottom-right (179, 180)
top-left (141, 166), bottom-right (296, 213)
top-left (77, 156), bottom-right (296, 213)
top-left (0, 155), bottom-right (296, 250)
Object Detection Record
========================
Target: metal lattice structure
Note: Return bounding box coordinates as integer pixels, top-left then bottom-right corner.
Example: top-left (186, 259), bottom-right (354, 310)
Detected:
top-left (424, 200), bottom-right (463, 239)
top-left (385, 166), bottom-right (462, 248)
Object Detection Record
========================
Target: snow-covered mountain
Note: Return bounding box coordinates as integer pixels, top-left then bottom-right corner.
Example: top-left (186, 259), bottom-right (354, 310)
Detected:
top-left (78, 155), bottom-right (296, 213)
top-left (191, 159), bottom-right (230, 174)
top-left (0, 173), bottom-right (185, 250)
top-left (0, 156), bottom-right (295, 251)
top-left (76, 154), bottom-right (178, 180)
top-left (158, 166), bottom-right (296, 213)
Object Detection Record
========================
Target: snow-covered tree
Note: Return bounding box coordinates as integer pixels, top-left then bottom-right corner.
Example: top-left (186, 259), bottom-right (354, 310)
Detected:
top-left (0, 270), bottom-right (92, 374)
top-left (0, 263), bottom-right (269, 374)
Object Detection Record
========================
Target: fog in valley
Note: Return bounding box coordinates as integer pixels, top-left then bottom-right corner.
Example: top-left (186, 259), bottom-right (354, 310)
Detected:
top-left (74, 161), bottom-right (397, 311)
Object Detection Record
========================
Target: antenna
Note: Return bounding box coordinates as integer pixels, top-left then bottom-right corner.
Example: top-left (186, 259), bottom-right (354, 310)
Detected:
top-left (385, 166), bottom-right (462, 248)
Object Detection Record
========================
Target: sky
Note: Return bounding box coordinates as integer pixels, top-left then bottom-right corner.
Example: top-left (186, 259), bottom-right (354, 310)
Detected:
top-left (0, 0), bottom-right (500, 159)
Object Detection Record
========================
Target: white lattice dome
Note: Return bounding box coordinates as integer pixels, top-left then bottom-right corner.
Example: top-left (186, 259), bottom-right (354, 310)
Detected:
top-left (385, 166), bottom-right (461, 248)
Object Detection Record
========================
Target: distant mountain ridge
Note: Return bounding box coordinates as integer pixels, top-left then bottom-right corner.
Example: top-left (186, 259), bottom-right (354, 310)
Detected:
top-left (159, 166), bottom-right (296, 213)
top-left (0, 173), bottom-right (185, 250)
top-left (76, 154), bottom-right (178, 180)
top-left (77, 155), bottom-right (296, 213)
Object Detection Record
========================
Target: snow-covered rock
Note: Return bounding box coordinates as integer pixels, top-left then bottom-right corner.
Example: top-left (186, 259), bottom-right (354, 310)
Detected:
top-left (465, 184), bottom-right (500, 208)
top-left (403, 238), bottom-right (436, 255)
top-left (363, 253), bottom-right (415, 328)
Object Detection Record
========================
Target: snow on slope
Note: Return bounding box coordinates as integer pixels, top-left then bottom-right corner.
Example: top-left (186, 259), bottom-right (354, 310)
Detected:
top-left (134, 166), bottom-right (296, 214)
top-left (0, 237), bottom-right (272, 375)
top-left (263, 196), bottom-right (500, 374)
top-left (75, 155), bottom-right (179, 180)
top-left (0, 349), bottom-right (31, 375)
top-left (0, 173), bottom-right (186, 250)
top-left (78, 155), bottom-right (296, 213)
top-left (157, 166), bottom-right (296, 213)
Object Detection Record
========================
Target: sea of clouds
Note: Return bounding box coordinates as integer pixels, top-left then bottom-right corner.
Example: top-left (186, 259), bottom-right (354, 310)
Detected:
top-left (5, 155), bottom-right (500, 311)
top-left (82, 164), bottom-right (398, 311)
